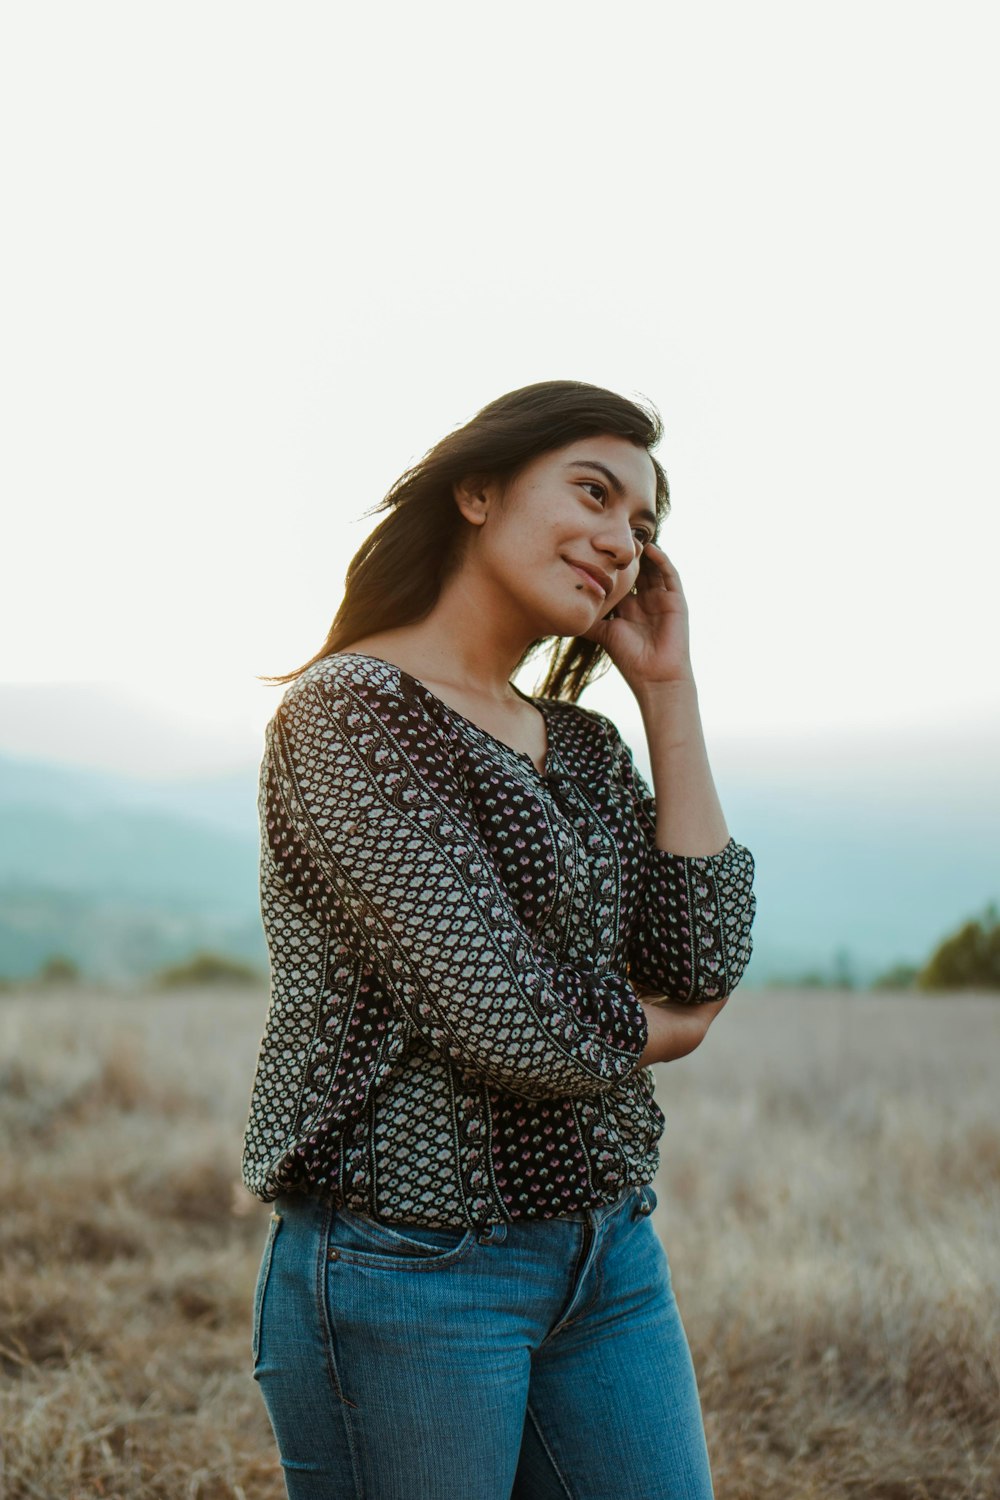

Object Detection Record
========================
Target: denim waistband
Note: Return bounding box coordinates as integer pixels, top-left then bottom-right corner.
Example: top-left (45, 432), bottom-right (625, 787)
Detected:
top-left (473, 1183), bottom-right (656, 1243)
top-left (274, 1182), bottom-right (656, 1241)
top-left (547, 1183), bottom-right (651, 1224)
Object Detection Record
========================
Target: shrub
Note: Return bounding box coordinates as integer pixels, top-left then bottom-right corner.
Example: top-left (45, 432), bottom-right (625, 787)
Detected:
top-left (871, 962), bottom-right (920, 991)
top-left (150, 950), bottom-right (264, 989)
top-left (917, 903), bottom-right (1000, 992)
top-left (37, 954), bottom-right (82, 986)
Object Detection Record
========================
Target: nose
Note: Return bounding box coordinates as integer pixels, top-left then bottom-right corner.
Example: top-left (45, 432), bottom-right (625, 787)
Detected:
top-left (594, 511), bottom-right (640, 569)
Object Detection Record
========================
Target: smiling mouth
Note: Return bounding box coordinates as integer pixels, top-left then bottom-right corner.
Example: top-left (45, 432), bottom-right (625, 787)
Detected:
top-left (565, 561), bottom-right (609, 598)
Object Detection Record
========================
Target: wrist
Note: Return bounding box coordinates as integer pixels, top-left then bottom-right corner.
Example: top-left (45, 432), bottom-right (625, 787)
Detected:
top-left (638, 998), bottom-right (712, 1066)
top-left (633, 674), bottom-right (698, 710)
top-left (634, 678), bottom-right (702, 741)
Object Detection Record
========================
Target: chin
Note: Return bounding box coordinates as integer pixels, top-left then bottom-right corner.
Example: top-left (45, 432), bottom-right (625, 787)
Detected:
top-left (546, 605), bottom-right (607, 638)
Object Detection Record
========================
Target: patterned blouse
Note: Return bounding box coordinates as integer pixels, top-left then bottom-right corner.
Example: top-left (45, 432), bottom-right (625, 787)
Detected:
top-left (240, 651), bottom-right (756, 1231)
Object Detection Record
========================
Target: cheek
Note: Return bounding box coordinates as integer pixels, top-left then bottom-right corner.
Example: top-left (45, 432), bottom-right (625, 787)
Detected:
top-left (493, 536), bottom-right (557, 600)
top-left (616, 563), bottom-right (641, 598)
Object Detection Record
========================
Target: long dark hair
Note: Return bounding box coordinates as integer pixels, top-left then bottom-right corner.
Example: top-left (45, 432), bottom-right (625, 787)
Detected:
top-left (260, 379), bottom-right (670, 702)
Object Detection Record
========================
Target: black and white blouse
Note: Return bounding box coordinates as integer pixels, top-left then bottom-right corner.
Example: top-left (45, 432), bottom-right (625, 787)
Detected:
top-left (240, 651), bottom-right (756, 1231)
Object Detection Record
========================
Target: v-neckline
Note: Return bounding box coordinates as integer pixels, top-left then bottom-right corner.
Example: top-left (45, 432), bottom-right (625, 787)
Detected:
top-left (336, 652), bottom-right (553, 778)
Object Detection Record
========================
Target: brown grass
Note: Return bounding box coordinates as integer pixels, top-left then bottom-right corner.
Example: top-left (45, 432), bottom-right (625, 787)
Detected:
top-left (0, 985), bottom-right (997, 1498)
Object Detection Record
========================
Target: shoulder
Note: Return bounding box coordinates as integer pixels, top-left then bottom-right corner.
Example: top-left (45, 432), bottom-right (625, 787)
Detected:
top-left (279, 652), bottom-right (412, 713)
top-left (535, 696), bottom-right (630, 776)
top-left (537, 695), bottom-right (620, 741)
top-left (271, 653), bottom-right (447, 753)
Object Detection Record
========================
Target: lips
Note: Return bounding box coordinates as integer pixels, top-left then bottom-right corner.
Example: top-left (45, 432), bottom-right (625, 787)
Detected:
top-left (564, 559), bottom-right (612, 597)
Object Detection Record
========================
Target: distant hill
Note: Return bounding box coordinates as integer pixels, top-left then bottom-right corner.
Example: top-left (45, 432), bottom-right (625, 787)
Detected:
top-left (0, 883), bottom-right (267, 986)
top-left (1, 716), bottom-right (998, 988)
top-left (713, 781), bottom-right (1000, 986)
top-left (621, 716), bottom-right (1000, 989)
top-left (0, 748), bottom-right (259, 837)
top-left (0, 751), bottom-right (263, 982)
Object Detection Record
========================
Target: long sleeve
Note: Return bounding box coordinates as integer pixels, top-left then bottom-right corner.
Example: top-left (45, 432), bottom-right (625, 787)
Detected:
top-left (612, 730), bottom-right (757, 1004)
top-left (264, 660), bottom-right (649, 1101)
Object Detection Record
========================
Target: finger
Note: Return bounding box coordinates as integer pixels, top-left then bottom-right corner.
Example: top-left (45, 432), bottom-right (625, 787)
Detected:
top-left (642, 542), bottom-right (680, 588)
top-left (644, 541), bottom-right (676, 571)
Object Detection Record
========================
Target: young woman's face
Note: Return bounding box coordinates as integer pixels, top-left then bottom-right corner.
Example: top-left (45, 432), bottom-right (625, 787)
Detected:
top-left (464, 434), bottom-right (660, 637)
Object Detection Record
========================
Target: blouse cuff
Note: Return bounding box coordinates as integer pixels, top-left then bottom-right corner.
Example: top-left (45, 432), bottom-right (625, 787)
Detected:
top-left (628, 836), bottom-right (757, 1004)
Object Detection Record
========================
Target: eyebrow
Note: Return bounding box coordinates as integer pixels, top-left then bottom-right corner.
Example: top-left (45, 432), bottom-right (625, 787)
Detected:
top-left (563, 460), bottom-right (659, 532)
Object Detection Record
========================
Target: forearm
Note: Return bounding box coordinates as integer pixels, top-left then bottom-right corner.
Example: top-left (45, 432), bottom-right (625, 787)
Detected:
top-left (637, 995), bottom-right (730, 1066)
top-left (634, 677), bottom-right (731, 857)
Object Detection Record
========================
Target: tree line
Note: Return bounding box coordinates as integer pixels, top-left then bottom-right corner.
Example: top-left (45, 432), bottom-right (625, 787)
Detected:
top-left (2, 902), bottom-right (998, 994)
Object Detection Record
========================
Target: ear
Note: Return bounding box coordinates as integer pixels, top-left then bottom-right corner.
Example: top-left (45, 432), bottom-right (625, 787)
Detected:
top-left (452, 474), bottom-right (491, 529)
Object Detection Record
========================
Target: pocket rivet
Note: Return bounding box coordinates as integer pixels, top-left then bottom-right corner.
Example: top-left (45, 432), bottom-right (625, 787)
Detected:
top-left (328, 1248), bottom-right (340, 1261)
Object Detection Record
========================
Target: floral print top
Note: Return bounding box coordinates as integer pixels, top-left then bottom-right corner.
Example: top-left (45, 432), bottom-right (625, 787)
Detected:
top-left (240, 651), bottom-right (756, 1230)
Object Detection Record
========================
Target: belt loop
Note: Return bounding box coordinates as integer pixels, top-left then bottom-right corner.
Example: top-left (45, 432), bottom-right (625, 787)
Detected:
top-left (635, 1185), bottom-right (654, 1217)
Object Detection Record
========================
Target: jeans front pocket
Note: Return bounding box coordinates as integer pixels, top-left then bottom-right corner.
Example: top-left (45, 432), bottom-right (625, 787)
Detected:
top-left (251, 1210), bottom-right (283, 1369)
top-left (326, 1204), bottom-right (477, 1271)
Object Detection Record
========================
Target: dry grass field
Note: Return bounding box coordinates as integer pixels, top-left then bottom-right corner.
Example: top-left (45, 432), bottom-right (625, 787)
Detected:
top-left (1, 984), bottom-right (997, 1499)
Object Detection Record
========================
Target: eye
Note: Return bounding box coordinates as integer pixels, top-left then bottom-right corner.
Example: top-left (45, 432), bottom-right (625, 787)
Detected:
top-left (579, 482), bottom-right (652, 546)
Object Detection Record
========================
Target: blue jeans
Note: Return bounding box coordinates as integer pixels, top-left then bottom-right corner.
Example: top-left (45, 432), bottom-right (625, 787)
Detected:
top-left (251, 1184), bottom-right (715, 1499)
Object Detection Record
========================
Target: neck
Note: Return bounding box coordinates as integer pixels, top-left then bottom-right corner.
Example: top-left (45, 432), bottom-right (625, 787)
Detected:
top-left (376, 577), bottom-right (539, 702)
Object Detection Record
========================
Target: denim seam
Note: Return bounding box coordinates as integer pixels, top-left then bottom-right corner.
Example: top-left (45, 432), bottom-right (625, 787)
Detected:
top-left (552, 1190), bottom-right (635, 1337)
top-left (327, 1242), bottom-right (478, 1271)
top-left (315, 1200), bottom-right (366, 1497)
top-left (540, 1221), bottom-right (595, 1343)
top-left (525, 1399), bottom-right (574, 1498)
top-left (591, 1224), bottom-right (606, 1314)
top-left (556, 1231), bottom-right (605, 1336)
top-left (335, 1205), bottom-right (468, 1257)
top-left (251, 1212), bottom-right (282, 1368)
top-left (327, 1210), bottom-right (478, 1272)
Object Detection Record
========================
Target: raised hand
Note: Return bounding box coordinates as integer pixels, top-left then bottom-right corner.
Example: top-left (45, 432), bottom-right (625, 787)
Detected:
top-left (579, 541), bottom-right (694, 691)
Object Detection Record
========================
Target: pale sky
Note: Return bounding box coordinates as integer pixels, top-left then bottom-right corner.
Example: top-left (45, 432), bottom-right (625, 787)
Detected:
top-left (3, 2), bottom-right (998, 778)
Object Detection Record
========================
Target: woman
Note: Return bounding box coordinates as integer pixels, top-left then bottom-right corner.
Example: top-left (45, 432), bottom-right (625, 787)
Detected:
top-left (242, 379), bottom-right (756, 1499)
